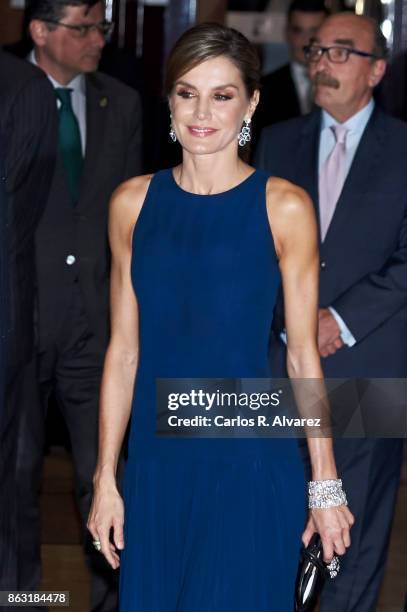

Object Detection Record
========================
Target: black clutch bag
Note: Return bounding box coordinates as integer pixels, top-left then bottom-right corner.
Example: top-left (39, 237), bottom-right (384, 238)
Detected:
top-left (295, 533), bottom-right (339, 612)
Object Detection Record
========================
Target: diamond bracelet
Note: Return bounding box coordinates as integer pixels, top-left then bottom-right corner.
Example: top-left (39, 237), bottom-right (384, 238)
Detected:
top-left (308, 478), bottom-right (348, 509)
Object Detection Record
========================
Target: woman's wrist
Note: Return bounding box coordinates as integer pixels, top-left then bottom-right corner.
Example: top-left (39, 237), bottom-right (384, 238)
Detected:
top-left (307, 437), bottom-right (338, 481)
top-left (311, 467), bottom-right (338, 481)
top-left (93, 464), bottom-right (117, 488)
top-left (308, 478), bottom-right (347, 509)
top-left (311, 455), bottom-right (338, 481)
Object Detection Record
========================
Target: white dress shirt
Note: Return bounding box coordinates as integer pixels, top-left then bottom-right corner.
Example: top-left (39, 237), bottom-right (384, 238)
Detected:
top-left (290, 61), bottom-right (313, 115)
top-left (29, 50), bottom-right (87, 155)
top-left (318, 98), bottom-right (374, 174)
top-left (319, 99), bottom-right (375, 347)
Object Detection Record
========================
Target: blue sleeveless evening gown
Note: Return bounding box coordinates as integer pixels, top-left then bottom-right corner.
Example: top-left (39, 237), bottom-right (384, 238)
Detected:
top-left (119, 169), bottom-right (306, 611)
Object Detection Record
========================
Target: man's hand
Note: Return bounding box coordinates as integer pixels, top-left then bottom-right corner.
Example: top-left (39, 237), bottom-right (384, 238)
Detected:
top-left (318, 308), bottom-right (344, 357)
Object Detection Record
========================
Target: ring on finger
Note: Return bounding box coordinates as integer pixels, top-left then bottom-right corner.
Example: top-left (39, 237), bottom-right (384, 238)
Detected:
top-left (93, 539), bottom-right (102, 552)
top-left (326, 555), bottom-right (340, 578)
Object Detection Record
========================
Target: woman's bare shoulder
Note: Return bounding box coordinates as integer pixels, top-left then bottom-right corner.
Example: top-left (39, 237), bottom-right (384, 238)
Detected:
top-left (111, 174), bottom-right (153, 214)
top-left (265, 176), bottom-right (314, 221)
top-left (108, 175), bottom-right (154, 253)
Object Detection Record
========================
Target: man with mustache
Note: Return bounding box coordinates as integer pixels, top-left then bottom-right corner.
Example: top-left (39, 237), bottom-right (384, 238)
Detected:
top-left (256, 13), bottom-right (406, 612)
top-left (15, 1), bottom-right (142, 610)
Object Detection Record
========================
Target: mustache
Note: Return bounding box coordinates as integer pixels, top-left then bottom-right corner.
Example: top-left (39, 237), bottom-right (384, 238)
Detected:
top-left (312, 72), bottom-right (340, 89)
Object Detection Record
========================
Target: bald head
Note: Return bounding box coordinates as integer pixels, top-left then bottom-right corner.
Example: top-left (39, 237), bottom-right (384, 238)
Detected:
top-left (308, 12), bottom-right (387, 122)
top-left (319, 13), bottom-right (387, 58)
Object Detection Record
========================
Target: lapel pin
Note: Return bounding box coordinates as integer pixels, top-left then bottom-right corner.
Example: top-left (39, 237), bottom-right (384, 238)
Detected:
top-left (99, 97), bottom-right (108, 108)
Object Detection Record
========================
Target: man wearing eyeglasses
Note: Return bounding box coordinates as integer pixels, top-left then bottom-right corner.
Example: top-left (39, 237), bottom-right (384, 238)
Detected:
top-left (256, 13), bottom-right (406, 612)
top-left (253, 0), bottom-right (328, 146)
top-left (14, 1), bottom-right (142, 611)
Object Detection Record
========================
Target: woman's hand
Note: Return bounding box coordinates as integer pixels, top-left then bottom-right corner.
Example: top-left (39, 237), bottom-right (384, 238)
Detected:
top-left (302, 505), bottom-right (355, 562)
top-left (87, 480), bottom-right (125, 570)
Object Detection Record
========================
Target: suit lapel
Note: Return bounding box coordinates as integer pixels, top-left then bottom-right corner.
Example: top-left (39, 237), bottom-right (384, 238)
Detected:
top-left (323, 107), bottom-right (385, 245)
top-left (77, 73), bottom-right (109, 205)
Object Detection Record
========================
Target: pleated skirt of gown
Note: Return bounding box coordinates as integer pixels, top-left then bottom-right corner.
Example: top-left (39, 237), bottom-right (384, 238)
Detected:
top-left (119, 446), bottom-right (305, 612)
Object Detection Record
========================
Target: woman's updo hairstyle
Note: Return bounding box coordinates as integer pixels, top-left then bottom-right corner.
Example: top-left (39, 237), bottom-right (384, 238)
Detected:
top-left (165, 22), bottom-right (261, 100)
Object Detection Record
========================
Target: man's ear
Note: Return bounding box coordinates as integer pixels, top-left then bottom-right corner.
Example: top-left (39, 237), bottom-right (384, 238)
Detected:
top-left (29, 19), bottom-right (50, 47)
top-left (369, 59), bottom-right (387, 88)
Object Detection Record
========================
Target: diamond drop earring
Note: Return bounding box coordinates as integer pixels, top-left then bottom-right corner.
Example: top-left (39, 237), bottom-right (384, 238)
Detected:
top-left (169, 114), bottom-right (177, 142)
top-left (238, 118), bottom-right (251, 147)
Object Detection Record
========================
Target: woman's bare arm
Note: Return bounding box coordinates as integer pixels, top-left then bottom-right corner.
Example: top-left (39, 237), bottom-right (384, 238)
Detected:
top-left (87, 174), bottom-right (152, 568)
top-left (267, 177), bottom-right (354, 560)
top-left (267, 178), bottom-right (337, 475)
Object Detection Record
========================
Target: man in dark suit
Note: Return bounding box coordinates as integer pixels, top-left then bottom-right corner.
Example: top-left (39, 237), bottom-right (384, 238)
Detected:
top-left (0, 50), bottom-right (57, 597)
top-left (0, 139), bottom-right (7, 601)
top-left (256, 13), bottom-right (405, 612)
top-left (0, 51), bottom-right (57, 376)
top-left (0, 135), bottom-right (7, 447)
top-left (15, 1), bottom-right (142, 610)
top-left (254, 0), bottom-right (328, 144)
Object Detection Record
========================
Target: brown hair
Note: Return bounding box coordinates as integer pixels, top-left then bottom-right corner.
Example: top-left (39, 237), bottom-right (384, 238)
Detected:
top-left (165, 22), bottom-right (261, 100)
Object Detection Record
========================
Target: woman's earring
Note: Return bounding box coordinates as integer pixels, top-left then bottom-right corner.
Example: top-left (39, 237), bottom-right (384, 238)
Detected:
top-left (169, 115), bottom-right (177, 142)
top-left (238, 118), bottom-right (251, 147)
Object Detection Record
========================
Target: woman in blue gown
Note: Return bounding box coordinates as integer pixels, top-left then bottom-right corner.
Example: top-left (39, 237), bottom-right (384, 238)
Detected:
top-left (88, 23), bottom-right (354, 611)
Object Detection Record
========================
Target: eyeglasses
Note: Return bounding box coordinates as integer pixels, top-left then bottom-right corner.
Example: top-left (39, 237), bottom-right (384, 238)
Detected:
top-left (303, 44), bottom-right (379, 64)
top-left (43, 19), bottom-right (114, 39)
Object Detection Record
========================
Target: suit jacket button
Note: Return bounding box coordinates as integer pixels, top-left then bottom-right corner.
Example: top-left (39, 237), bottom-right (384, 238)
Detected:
top-left (320, 261), bottom-right (326, 269)
top-left (66, 255), bottom-right (76, 265)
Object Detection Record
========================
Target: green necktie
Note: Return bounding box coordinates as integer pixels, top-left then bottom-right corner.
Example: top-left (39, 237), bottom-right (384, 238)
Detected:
top-left (55, 87), bottom-right (83, 203)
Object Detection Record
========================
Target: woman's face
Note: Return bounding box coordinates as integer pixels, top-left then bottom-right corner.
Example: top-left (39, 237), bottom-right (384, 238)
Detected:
top-left (169, 55), bottom-right (258, 157)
